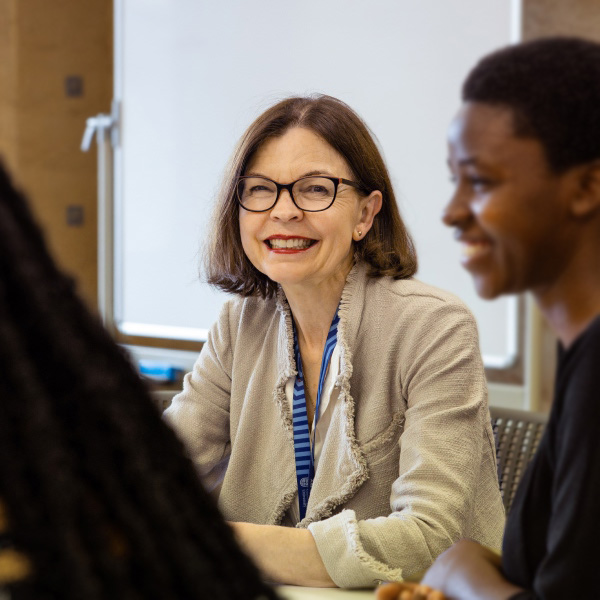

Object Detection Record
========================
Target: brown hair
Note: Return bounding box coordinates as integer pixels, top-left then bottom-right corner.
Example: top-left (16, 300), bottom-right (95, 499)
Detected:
top-left (205, 94), bottom-right (417, 298)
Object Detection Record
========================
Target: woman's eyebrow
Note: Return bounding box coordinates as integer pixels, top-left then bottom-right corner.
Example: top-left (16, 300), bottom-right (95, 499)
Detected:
top-left (448, 156), bottom-right (490, 171)
top-left (242, 169), bottom-right (336, 180)
top-left (458, 156), bottom-right (483, 167)
top-left (299, 169), bottom-right (334, 178)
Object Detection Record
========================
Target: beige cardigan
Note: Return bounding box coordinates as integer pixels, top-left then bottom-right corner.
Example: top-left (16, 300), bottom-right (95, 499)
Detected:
top-left (164, 263), bottom-right (505, 588)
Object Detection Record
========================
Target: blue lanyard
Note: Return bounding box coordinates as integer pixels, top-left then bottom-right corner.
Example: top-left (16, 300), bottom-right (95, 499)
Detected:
top-left (291, 309), bottom-right (340, 520)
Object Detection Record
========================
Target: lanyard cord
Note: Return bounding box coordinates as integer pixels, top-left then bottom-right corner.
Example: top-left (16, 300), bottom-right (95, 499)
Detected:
top-left (291, 308), bottom-right (340, 520)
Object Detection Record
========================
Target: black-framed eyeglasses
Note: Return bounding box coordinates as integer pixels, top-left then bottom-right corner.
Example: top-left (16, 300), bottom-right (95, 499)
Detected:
top-left (236, 175), bottom-right (365, 212)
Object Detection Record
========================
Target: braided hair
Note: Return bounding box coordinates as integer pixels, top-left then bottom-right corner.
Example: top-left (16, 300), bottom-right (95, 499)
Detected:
top-left (0, 161), bottom-right (278, 600)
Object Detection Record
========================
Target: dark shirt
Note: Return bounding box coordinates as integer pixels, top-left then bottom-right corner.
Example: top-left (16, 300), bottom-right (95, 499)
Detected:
top-left (503, 315), bottom-right (600, 600)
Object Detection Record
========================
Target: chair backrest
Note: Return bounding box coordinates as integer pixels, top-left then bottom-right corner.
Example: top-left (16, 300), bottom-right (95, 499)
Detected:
top-left (489, 406), bottom-right (548, 513)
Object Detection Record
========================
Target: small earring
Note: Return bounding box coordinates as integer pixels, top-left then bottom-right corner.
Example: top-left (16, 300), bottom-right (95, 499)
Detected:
top-left (357, 230), bottom-right (362, 238)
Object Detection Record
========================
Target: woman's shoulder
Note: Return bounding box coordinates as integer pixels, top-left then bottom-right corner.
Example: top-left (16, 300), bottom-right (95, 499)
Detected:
top-left (210, 293), bottom-right (281, 341)
top-left (367, 274), bottom-right (473, 317)
top-left (557, 313), bottom-right (600, 422)
top-left (217, 293), bottom-right (279, 318)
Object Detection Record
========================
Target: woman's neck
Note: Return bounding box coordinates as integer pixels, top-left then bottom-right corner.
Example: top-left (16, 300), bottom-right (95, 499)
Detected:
top-left (534, 234), bottom-right (600, 348)
top-left (283, 274), bottom-right (348, 355)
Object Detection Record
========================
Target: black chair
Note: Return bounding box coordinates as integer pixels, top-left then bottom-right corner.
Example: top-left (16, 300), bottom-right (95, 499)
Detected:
top-left (490, 406), bottom-right (548, 513)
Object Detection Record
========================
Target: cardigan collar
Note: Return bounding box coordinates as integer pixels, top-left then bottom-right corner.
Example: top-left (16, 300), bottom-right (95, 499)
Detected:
top-left (271, 262), bottom-right (370, 526)
top-left (274, 261), bottom-right (368, 382)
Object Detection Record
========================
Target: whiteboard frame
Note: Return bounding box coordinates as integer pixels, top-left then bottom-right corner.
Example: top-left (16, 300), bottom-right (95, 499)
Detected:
top-left (108, 0), bottom-right (525, 375)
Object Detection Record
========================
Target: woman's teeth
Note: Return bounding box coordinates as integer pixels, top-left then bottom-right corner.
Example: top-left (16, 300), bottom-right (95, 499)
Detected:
top-left (269, 238), bottom-right (313, 249)
top-left (461, 242), bottom-right (490, 258)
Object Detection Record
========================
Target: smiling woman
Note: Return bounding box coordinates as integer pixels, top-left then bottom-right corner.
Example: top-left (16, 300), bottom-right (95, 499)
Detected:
top-left (163, 95), bottom-right (505, 589)
top-left (378, 36), bottom-right (600, 600)
top-left (238, 128), bottom-right (379, 302)
top-left (445, 103), bottom-right (573, 300)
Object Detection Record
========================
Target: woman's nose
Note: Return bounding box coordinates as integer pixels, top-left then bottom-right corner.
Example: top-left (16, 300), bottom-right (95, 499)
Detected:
top-left (442, 187), bottom-right (471, 228)
top-left (270, 189), bottom-right (303, 221)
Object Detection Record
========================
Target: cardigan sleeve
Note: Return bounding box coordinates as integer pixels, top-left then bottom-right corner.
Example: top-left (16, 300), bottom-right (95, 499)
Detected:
top-left (308, 301), bottom-right (504, 588)
top-left (163, 301), bottom-right (234, 493)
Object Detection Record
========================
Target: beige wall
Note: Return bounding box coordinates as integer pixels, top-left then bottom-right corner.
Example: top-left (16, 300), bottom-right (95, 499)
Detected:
top-left (524, 0), bottom-right (600, 40)
top-left (0, 0), bottom-right (112, 309)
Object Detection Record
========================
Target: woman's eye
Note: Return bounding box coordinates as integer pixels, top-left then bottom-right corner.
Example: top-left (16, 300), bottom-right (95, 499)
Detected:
top-left (467, 177), bottom-right (493, 192)
top-left (299, 184), bottom-right (330, 197)
top-left (448, 173), bottom-right (495, 193)
top-left (249, 185), bottom-right (269, 193)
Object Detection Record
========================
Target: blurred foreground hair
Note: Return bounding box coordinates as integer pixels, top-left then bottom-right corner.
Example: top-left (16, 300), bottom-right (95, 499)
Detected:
top-left (0, 162), bottom-right (276, 599)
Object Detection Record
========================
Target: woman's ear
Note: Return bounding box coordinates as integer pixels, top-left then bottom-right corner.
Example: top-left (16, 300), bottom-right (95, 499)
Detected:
top-left (354, 191), bottom-right (383, 241)
top-left (571, 161), bottom-right (600, 218)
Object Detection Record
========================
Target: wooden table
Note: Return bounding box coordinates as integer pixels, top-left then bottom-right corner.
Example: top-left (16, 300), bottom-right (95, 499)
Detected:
top-left (278, 586), bottom-right (374, 599)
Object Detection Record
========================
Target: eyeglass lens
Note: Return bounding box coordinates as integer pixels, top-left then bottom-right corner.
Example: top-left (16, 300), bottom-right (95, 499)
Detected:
top-left (237, 177), bottom-right (336, 211)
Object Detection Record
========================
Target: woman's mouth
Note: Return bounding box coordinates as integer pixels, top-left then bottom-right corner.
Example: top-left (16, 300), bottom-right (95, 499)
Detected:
top-left (265, 237), bottom-right (317, 251)
top-left (459, 241), bottom-right (492, 264)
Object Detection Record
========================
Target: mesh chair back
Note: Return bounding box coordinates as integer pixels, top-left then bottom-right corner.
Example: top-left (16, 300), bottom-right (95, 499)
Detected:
top-left (490, 406), bottom-right (548, 513)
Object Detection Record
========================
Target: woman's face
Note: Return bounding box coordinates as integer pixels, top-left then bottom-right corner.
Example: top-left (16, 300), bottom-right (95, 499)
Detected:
top-left (443, 102), bottom-right (578, 299)
top-left (239, 127), bottom-right (381, 293)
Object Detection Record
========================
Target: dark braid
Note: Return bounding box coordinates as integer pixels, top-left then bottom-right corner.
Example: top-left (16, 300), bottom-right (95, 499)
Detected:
top-left (0, 161), bottom-right (279, 600)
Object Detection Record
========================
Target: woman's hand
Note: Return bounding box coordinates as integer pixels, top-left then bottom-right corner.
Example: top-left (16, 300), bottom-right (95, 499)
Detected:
top-left (228, 521), bottom-right (335, 587)
top-left (376, 582), bottom-right (446, 600)
top-left (419, 539), bottom-right (523, 600)
top-left (377, 540), bottom-right (525, 600)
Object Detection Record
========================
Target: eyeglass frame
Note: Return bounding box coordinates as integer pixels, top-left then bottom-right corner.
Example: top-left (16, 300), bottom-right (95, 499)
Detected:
top-left (235, 175), bottom-right (367, 213)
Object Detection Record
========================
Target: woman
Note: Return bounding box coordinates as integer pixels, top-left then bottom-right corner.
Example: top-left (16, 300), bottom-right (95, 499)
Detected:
top-left (377, 37), bottom-right (600, 600)
top-left (164, 95), bottom-right (504, 588)
top-left (0, 163), bottom-right (276, 599)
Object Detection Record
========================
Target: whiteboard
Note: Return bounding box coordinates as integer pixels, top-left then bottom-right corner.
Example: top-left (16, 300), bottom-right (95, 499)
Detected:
top-left (114, 0), bottom-right (520, 368)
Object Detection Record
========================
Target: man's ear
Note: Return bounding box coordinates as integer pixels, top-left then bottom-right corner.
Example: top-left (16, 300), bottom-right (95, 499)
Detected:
top-left (571, 160), bottom-right (600, 218)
